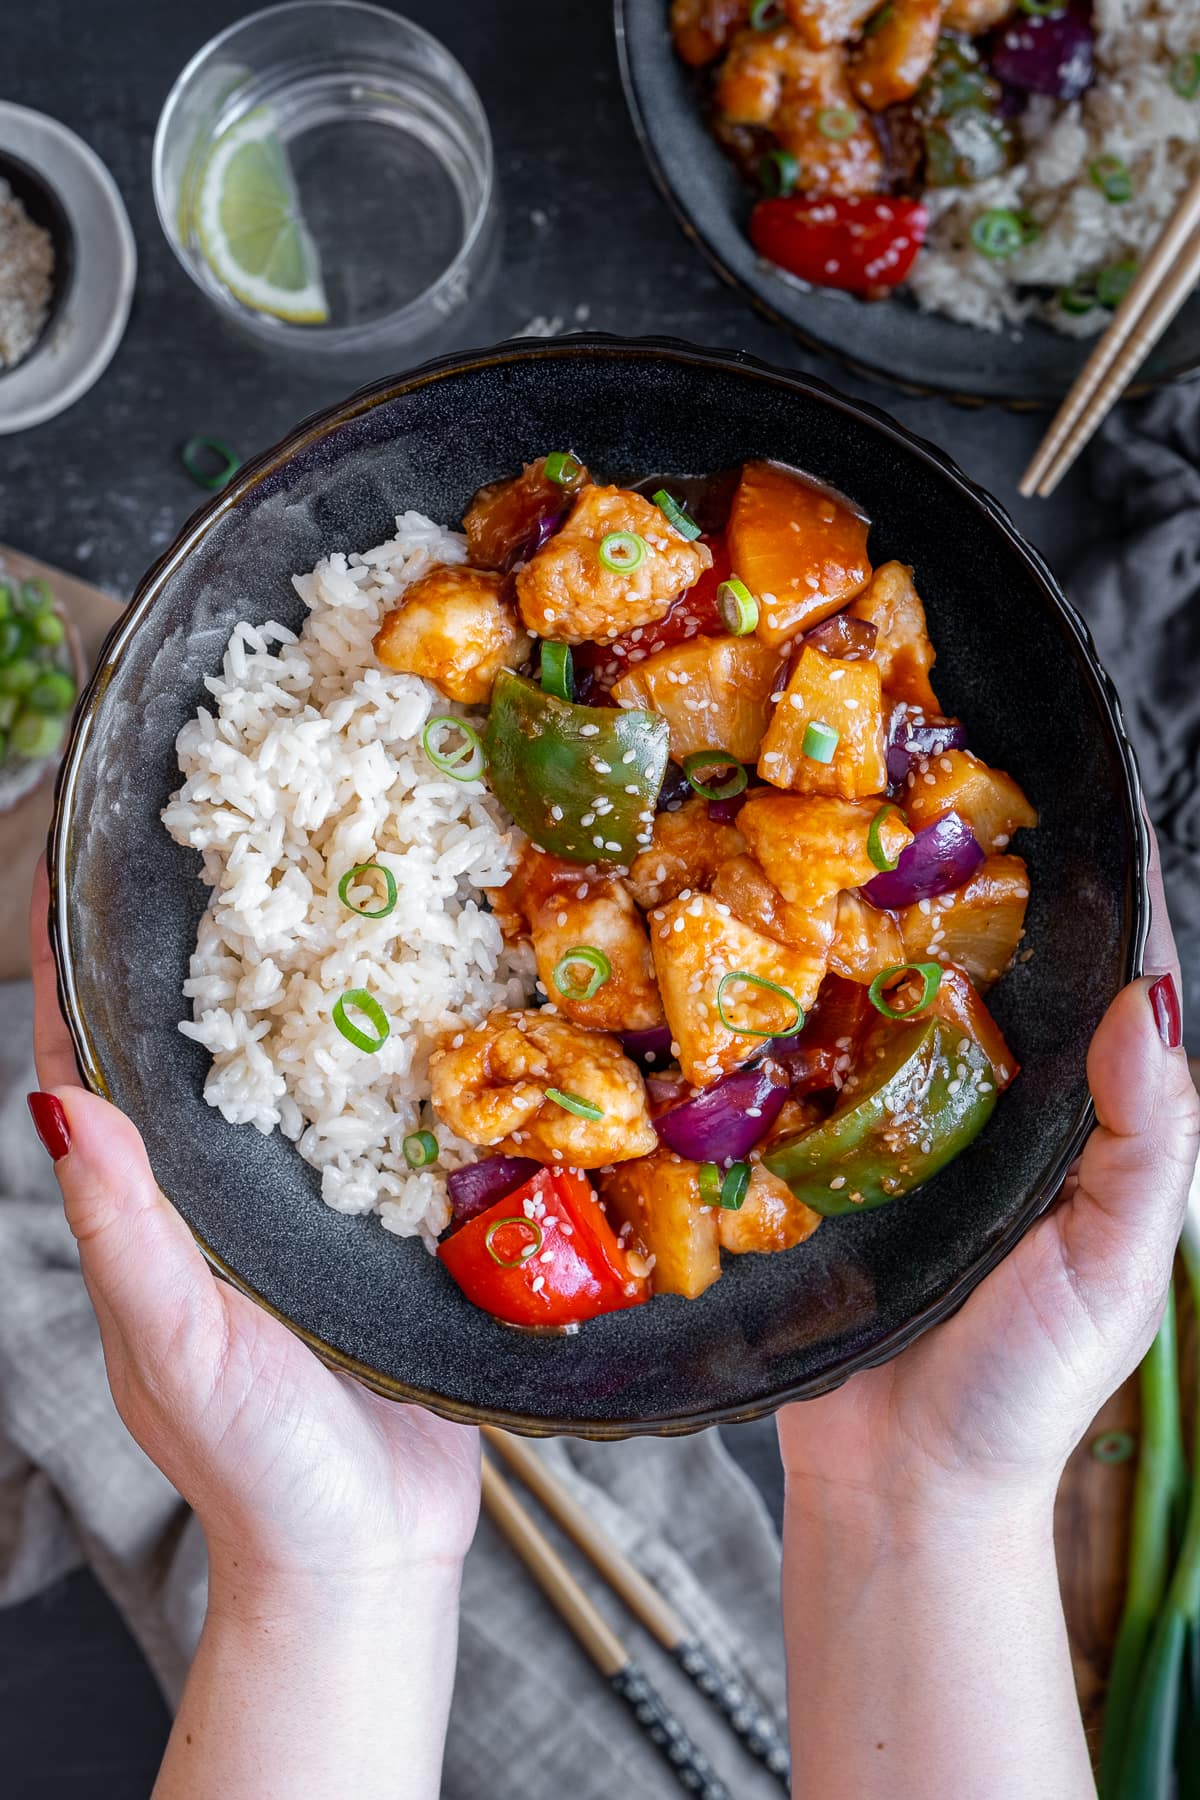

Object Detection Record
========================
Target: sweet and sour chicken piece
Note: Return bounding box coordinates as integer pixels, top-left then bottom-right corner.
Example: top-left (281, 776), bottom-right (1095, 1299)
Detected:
top-left (849, 0), bottom-right (943, 110)
top-left (943, 0), bottom-right (1015, 30)
top-left (627, 797), bottom-right (747, 910)
top-left (464, 453), bottom-right (590, 571)
top-left (738, 791), bottom-right (912, 908)
top-left (670, 0), bottom-right (748, 66)
top-left (429, 1010), bottom-right (657, 1168)
top-left (716, 29), bottom-right (884, 198)
top-left (487, 844), bottom-right (664, 1033)
top-left (515, 486), bottom-right (712, 645)
top-left (373, 564), bottom-right (530, 705)
top-left (783, 0), bottom-right (884, 48)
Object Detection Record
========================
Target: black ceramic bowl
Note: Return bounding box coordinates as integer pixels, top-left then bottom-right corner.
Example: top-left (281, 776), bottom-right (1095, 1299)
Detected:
top-left (50, 337), bottom-right (1148, 1436)
top-left (615, 1), bottom-right (1200, 406)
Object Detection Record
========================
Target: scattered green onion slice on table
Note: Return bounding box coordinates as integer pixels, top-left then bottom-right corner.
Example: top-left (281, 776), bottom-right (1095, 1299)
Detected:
top-left (866, 802), bottom-right (902, 872)
top-left (597, 531), bottom-right (647, 573)
top-left (552, 946), bottom-right (612, 1002)
top-left (181, 436), bottom-right (241, 491)
top-left (540, 641), bottom-right (574, 702)
top-left (402, 1130), bottom-right (439, 1169)
top-left (802, 719), bottom-right (839, 764)
top-left (716, 970), bottom-right (804, 1038)
top-left (1090, 154), bottom-right (1132, 203)
top-left (422, 715), bottom-right (486, 781)
top-left (758, 147), bottom-right (800, 197)
top-left (1096, 259), bottom-right (1137, 308)
top-left (332, 988), bottom-right (390, 1053)
top-left (544, 451), bottom-right (582, 485)
top-left (818, 106), bottom-right (858, 141)
top-left (1170, 51), bottom-right (1200, 99)
top-left (718, 1162), bottom-right (751, 1211)
top-left (652, 490), bottom-right (703, 541)
top-left (682, 749), bottom-right (748, 802)
top-left (545, 1087), bottom-right (604, 1121)
top-left (337, 862), bottom-right (398, 919)
top-left (867, 962), bottom-right (943, 1020)
top-left (970, 208), bottom-right (1027, 260)
top-left (485, 1216), bottom-right (544, 1267)
top-left (749, 0), bottom-right (784, 28)
top-left (1091, 1428), bottom-right (1137, 1465)
top-left (716, 577), bottom-right (759, 636)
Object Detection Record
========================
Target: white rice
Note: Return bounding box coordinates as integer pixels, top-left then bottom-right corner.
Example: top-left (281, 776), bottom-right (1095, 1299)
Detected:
top-left (161, 511), bottom-right (534, 1248)
top-left (911, 0), bottom-right (1200, 335)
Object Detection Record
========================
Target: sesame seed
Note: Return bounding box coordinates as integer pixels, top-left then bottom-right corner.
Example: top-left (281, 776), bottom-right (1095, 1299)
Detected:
top-left (830, 1175), bottom-right (846, 1189)
top-left (579, 723), bottom-right (600, 737)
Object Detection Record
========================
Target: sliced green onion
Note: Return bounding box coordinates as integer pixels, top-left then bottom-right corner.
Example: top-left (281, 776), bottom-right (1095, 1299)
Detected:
top-left (18, 578), bottom-right (53, 616)
top-left (970, 208), bottom-right (1027, 260)
top-left (422, 715), bottom-right (486, 781)
top-left (485, 1216), bottom-right (544, 1267)
top-left (403, 1129), bottom-right (439, 1168)
top-left (758, 147), bottom-right (800, 197)
top-left (716, 970), bottom-right (804, 1039)
top-left (337, 862), bottom-right (398, 919)
top-left (1170, 51), bottom-right (1200, 99)
top-left (1092, 1428), bottom-right (1137, 1465)
top-left (544, 451), bottom-right (582, 485)
top-left (1020, 0), bottom-right (1066, 14)
top-left (598, 531), bottom-right (647, 573)
top-left (867, 962), bottom-right (943, 1020)
top-left (652, 489), bottom-right (702, 541)
top-left (749, 0), bottom-right (784, 27)
top-left (719, 1162), bottom-right (751, 1211)
top-left (332, 988), bottom-right (390, 1053)
top-left (1089, 154), bottom-right (1132, 204)
top-left (552, 946), bottom-right (612, 1002)
top-left (1097, 259), bottom-right (1137, 308)
top-left (717, 577), bottom-right (759, 636)
top-left (802, 719), bottom-right (839, 764)
top-left (818, 106), bottom-right (858, 141)
top-left (681, 749), bottom-right (748, 802)
top-left (540, 641), bottom-right (574, 702)
top-left (545, 1086), bottom-right (604, 1121)
top-left (866, 803), bottom-right (902, 872)
top-left (181, 436), bottom-right (241, 491)
top-left (698, 1161), bottom-right (722, 1206)
top-left (1058, 280), bottom-right (1097, 316)
top-left (863, 3), bottom-right (893, 36)
top-left (1015, 209), bottom-right (1041, 246)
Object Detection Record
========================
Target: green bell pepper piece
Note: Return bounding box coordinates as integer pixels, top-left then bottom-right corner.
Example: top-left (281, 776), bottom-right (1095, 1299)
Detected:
top-left (763, 1018), bottom-right (996, 1215)
top-left (484, 669), bottom-right (669, 866)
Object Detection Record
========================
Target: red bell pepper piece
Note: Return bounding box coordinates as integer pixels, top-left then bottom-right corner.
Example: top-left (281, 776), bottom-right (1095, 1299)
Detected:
top-left (749, 195), bottom-right (929, 296)
top-left (778, 974), bottom-right (872, 1096)
top-left (437, 1166), bottom-right (650, 1328)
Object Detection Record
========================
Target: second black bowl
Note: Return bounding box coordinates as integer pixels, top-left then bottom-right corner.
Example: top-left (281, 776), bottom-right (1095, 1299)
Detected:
top-left (50, 336), bottom-right (1148, 1435)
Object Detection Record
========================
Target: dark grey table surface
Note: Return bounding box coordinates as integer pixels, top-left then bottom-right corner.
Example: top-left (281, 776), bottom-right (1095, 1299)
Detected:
top-left (0, 1), bottom-right (1119, 1795)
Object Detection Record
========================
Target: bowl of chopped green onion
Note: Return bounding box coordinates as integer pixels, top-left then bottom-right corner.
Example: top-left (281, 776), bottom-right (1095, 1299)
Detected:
top-left (0, 573), bottom-right (81, 813)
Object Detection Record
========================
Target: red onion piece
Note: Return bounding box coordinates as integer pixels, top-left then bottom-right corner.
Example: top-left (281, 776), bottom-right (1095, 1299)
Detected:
top-left (446, 1155), bottom-right (541, 1223)
top-left (504, 508), bottom-right (566, 572)
top-left (707, 789), bottom-right (748, 825)
top-left (863, 811), bottom-right (984, 909)
top-left (990, 5), bottom-right (1095, 100)
top-left (885, 705), bottom-right (968, 789)
top-left (653, 1062), bottom-right (789, 1164)
top-left (805, 614), bottom-right (877, 661)
top-left (620, 1024), bottom-right (674, 1070)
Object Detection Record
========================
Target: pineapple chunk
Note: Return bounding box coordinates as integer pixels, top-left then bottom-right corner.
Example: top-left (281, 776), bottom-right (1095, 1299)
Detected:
top-left (829, 889), bottom-right (904, 983)
top-left (930, 964), bottom-right (1019, 1089)
top-left (904, 748), bottom-right (1037, 852)
top-left (600, 1151), bottom-right (722, 1299)
top-left (719, 1161), bottom-right (823, 1255)
top-left (900, 855), bottom-right (1030, 991)
top-left (710, 854), bottom-right (838, 961)
top-left (758, 643), bottom-right (887, 798)
top-left (727, 461), bottom-right (871, 647)
top-left (739, 792), bottom-right (913, 909)
top-left (627, 796), bottom-right (746, 910)
top-left (611, 635), bottom-right (783, 765)
top-left (650, 892), bottom-right (827, 1086)
top-left (849, 0), bottom-right (943, 111)
top-left (850, 562), bottom-right (939, 713)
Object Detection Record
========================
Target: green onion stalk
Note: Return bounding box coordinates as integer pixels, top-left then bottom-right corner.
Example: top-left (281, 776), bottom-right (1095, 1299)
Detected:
top-left (1097, 1281), bottom-right (1188, 1797)
top-left (1106, 1217), bottom-right (1200, 1797)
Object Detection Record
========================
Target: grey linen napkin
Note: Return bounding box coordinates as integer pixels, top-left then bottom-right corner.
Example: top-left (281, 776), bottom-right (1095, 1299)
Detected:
top-left (1070, 388), bottom-right (1200, 1047)
top-left (0, 979), bottom-right (788, 1799)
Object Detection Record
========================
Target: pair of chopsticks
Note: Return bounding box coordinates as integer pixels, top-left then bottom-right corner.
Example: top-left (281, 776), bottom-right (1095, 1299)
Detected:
top-left (480, 1426), bottom-right (791, 1798)
top-left (1021, 170), bottom-right (1200, 498)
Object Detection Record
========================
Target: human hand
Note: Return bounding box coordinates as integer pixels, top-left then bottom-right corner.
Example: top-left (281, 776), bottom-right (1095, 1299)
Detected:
top-left (27, 862), bottom-right (480, 1606)
top-left (778, 831), bottom-right (1200, 1523)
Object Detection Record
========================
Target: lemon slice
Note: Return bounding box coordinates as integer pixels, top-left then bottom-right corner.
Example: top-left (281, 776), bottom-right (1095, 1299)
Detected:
top-left (194, 110), bottom-right (328, 325)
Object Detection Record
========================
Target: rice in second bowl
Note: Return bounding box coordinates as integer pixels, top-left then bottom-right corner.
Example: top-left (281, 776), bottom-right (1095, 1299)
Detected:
top-left (161, 512), bottom-right (534, 1248)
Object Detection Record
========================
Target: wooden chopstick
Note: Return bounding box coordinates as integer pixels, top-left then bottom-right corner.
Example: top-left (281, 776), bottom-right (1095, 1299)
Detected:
top-left (480, 1455), bottom-right (733, 1800)
top-left (1020, 169), bottom-right (1200, 499)
top-left (483, 1426), bottom-right (791, 1788)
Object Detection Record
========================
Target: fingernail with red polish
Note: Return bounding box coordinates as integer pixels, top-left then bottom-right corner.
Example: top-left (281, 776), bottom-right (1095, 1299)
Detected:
top-left (1149, 974), bottom-right (1183, 1050)
top-left (27, 1092), bottom-right (71, 1161)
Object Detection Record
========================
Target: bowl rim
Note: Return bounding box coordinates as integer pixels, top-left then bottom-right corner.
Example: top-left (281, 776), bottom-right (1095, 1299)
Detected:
top-left (611, 0), bottom-right (1200, 411)
top-left (49, 332), bottom-right (1151, 1437)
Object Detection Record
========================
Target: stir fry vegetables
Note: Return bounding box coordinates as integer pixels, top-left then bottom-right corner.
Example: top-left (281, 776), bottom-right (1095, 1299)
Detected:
top-left (372, 453), bottom-right (1036, 1327)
